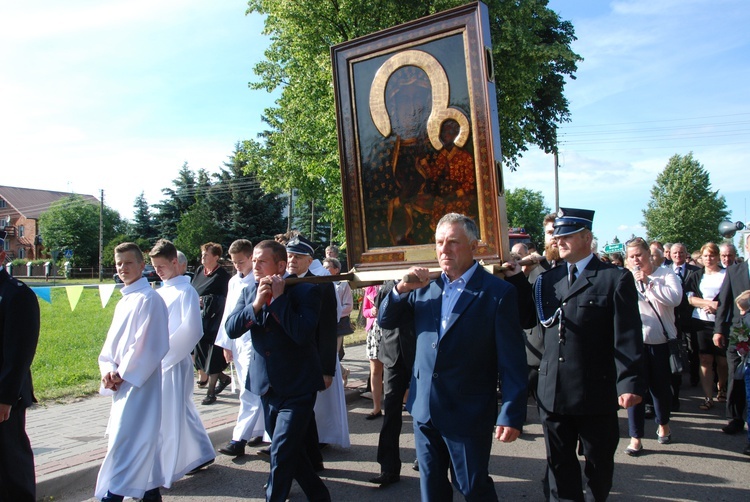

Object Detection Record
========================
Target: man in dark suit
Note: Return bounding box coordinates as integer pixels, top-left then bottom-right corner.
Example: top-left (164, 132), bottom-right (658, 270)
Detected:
top-left (0, 232), bottom-right (41, 502)
top-left (369, 280), bottom-right (416, 486)
top-left (285, 235), bottom-right (339, 471)
top-left (670, 242), bottom-right (701, 401)
top-left (378, 213), bottom-right (527, 501)
top-left (713, 233), bottom-right (750, 437)
top-left (534, 208), bottom-right (644, 502)
top-left (225, 240), bottom-right (330, 502)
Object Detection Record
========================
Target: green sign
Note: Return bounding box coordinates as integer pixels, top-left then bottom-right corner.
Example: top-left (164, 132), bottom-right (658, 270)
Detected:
top-left (603, 243), bottom-right (625, 254)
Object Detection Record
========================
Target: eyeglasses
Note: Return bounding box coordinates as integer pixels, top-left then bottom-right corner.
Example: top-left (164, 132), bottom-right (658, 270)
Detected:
top-left (625, 237), bottom-right (647, 246)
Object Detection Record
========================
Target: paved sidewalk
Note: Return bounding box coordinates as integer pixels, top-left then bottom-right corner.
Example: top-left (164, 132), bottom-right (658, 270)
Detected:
top-left (28, 343), bottom-right (371, 501)
top-left (29, 341), bottom-right (750, 501)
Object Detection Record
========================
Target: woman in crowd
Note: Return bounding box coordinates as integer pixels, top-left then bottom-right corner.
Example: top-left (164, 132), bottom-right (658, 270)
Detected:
top-left (624, 237), bottom-right (682, 455)
top-left (684, 242), bottom-right (727, 410)
top-left (191, 242), bottom-right (231, 405)
top-left (362, 284), bottom-right (383, 419)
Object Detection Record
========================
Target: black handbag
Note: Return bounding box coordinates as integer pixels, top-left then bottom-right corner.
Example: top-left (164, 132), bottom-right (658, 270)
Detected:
top-left (644, 294), bottom-right (688, 374)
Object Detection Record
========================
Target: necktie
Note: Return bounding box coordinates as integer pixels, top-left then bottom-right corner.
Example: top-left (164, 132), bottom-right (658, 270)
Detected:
top-left (676, 266), bottom-right (683, 283)
top-left (569, 264), bottom-right (578, 286)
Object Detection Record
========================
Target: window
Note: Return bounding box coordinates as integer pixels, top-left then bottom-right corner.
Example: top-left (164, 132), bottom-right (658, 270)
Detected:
top-left (17, 247), bottom-right (25, 258)
top-left (0, 198), bottom-right (6, 208)
top-left (18, 225), bottom-right (24, 237)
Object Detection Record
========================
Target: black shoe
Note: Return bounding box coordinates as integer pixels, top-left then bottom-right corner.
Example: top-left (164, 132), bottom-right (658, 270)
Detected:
top-left (137, 487), bottom-right (162, 502)
top-left (369, 472), bottom-right (400, 486)
top-left (247, 436), bottom-right (263, 447)
top-left (644, 404), bottom-right (655, 419)
top-left (201, 394), bottom-right (216, 405)
top-left (186, 459), bottom-right (214, 475)
top-left (412, 459), bottom-right (419, 471)
top-left (102, 492), bottom-right (124, 502)
top-left (743, 443), bottom-right (750, 456)
top-left (722, 420), bottom-right (745, 435)
top-left (215, 376), bottom-right (231, 395)
top-left (218, 440), bottom-right (246, 456)
top-left (318, 442), bottom-right (329, 451)
top-left (257, 446), bottom-right (271, 457)
top-left (365, 411), bottom-right (383, 420)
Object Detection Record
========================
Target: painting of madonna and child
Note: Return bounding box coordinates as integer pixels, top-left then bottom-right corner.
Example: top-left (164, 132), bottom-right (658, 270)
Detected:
top-left (333, 3), bottom-right (506, 270)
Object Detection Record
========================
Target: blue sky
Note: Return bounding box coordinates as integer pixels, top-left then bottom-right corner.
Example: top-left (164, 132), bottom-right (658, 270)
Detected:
top-left (2, 1), bottom-right (749, 252)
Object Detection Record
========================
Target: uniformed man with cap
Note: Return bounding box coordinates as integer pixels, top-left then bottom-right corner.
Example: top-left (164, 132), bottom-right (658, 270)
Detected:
top-left (0, 230), bottom-right (40, 501)
top-left (534, 208), bottom-right (644, 502)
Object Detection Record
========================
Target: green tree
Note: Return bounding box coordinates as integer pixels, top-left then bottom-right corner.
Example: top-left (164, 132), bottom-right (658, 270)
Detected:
top-left (131, 192), bottom-right (158, 244)
top-left (174, 201), bottom-right (225, 263)
top-left (102, 235), bottom-right (152, 267)
top-left (38, 195), bottom-right (125, 266)
top-left (153, 162), bottom-right (199, 240)
top-left (242, 0), bottom-right (580, 243)
top-left (642, 153), bottom-right (729, 252)
top-left (209, 144), bottom-right (287, 245)
top-left (505, 187), bottom-right (550, 246)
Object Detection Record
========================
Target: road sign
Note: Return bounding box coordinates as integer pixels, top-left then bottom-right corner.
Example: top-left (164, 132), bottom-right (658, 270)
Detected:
top-left (603, 243), bottom-right (625, 254)
top-left (64, 249), bottom-right (74, 259)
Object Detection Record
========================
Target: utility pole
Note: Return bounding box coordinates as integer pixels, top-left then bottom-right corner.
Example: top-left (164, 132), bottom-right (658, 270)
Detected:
top-left (99, 189), bottom-right (104, 282)
top-left (553, 149), bottom-right (560, 212)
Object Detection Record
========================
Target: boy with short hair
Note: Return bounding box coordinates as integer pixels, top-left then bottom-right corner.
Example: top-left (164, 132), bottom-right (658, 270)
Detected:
top-left (96, 243), bottom-right (169, 502)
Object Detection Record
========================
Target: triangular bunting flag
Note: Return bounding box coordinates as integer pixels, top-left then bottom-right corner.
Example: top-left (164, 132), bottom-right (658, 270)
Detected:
top-left (31, 287), bottom-right (52, 304)
top-left (99, 284), bottom-right (117, 308)
top-left (66, 285), bottom-right (84, 311)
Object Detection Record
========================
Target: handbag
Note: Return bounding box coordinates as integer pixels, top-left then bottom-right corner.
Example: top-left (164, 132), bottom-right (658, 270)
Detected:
top-left (667, 336), bottom-right (690, 375)
top-left (644, 293), bottom-right (688, 374)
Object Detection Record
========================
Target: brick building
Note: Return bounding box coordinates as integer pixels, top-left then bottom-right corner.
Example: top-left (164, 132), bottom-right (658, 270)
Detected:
top-left (0, 185), bottom-right (99, 261)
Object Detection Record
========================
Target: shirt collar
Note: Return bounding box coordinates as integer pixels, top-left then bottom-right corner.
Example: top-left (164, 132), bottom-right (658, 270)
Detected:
top-left (570, 253), bottom-right (594, 274)
top-left (441, 260), bottom-right (479, 286)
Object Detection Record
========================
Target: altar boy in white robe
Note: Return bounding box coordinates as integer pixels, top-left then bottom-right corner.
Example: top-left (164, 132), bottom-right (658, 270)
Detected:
top-left (96, 242), bottom-right (170, 502)
top-left (149, 240), bottom-right (215, 484)
top-left (215, 239), bottom-right (266, 456)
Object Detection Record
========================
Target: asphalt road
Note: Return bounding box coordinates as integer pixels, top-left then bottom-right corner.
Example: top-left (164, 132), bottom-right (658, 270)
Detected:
top-left (50, 378), bottom-right (750, 502)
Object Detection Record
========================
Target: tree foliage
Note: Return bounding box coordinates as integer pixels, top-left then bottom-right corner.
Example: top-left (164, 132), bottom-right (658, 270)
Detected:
top-left (210, 144), bottom-right (287, 245)
top-left (174, 201), bottom-right (225, 263)
top-left (131, 192), bottom-right (158, 244)
top-left (102, 234), bottom-right (152, 267)
top-left (642, 153), bottom-right (729, 252)
top-left (242, 0), bottom-right (580, 243)
top-left (505, 187), bottom-right (550, 246)
top-left (38, 195), bottom-right (125, 266)
top-left (152, 162), bottom-right (201, 241)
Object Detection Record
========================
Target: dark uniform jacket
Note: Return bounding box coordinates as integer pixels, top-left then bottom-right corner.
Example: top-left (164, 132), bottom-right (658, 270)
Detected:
top-left (535, 257), bottom-right (644, 415)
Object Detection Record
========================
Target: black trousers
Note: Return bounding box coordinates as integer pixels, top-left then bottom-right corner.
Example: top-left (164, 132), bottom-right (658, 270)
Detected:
top-left (0, 405), bottom-right (35, 502)
top-left (262, 390), bottom-right (330, 502)
top-left (539, 409), bottom-right (619, 502)
top-left (376, 358), bottom-right (411, 474)
top-left (726, 346), bottom-right (747, 424)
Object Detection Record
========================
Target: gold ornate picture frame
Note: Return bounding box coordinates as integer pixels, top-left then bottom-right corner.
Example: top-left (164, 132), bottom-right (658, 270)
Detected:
top-left (332, 2), bottom-right (507, 271)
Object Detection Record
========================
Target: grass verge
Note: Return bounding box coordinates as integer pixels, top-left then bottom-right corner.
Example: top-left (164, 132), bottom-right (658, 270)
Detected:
top-left (30, 288), bottom-right (367, 403)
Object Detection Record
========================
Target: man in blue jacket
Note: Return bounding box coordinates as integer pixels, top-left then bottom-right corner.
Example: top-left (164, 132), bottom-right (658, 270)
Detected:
top-left (378, 213), bottom-right (527, 501)
top-left (225, 240), bottom-right (329, 502)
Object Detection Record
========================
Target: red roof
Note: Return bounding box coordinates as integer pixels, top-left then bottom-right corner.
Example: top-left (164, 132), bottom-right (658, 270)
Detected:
top-left (0, 185), bottom-right (99, 220)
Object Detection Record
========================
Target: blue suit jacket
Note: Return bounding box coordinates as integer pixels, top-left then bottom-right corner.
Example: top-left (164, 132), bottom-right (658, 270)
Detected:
top-left (225, 281), bottom-right (324, 397)
top-left (378, 265), bottom-right (527, 434)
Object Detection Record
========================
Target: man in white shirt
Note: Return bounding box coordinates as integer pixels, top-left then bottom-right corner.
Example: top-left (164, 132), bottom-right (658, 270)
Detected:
top-left (96, 243), bottom-right (170, 502)
top-left (214, 239), bottom-right (266, 456)
top-left (149, 239), bottom-right (215, 483)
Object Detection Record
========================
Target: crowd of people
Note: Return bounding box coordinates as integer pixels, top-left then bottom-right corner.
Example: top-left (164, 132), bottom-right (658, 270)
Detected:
top-left (3, 210), bottom-right (749, 502)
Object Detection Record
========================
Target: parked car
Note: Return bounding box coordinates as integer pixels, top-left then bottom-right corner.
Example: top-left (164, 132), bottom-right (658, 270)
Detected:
top-left (113, 264), bottom-right (160, 283)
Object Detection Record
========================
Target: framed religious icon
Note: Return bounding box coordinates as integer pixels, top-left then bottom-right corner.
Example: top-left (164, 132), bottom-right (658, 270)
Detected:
top-left (332, 1), bottom-right (509, 271)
